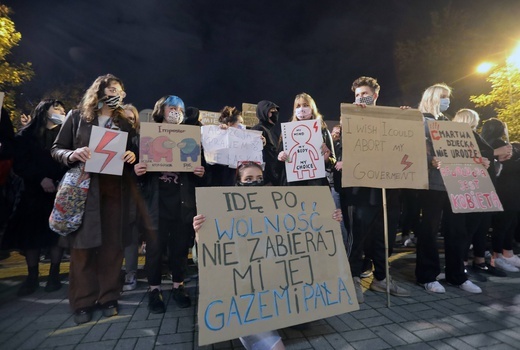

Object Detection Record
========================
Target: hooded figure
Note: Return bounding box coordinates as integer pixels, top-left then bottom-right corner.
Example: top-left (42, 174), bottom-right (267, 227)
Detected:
top-left (252, 100), bottom-right (280, 185)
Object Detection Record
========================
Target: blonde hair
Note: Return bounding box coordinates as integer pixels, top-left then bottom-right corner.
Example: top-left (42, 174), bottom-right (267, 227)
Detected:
top-left (418, 83), bottom-right (452, 118)
top-left (291, 92), bottom-right (326, 128)
top-left (453, 108), bottom-right (479, 130)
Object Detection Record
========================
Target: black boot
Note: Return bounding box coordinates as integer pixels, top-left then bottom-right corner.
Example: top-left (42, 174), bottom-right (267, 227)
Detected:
top-left (45, 263), bottom-right (62, 292)
top-left (17, 266), bottom-right (39, 297)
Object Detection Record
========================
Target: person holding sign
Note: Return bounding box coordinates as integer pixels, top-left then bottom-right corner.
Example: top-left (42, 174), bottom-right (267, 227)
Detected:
top-left (134, 95), bottom-right (206, 313)
top-left (277, 93), bottom-right (335, 186)
top-left (335, 76), bottom-right (410, 301)
top-left (451, 110), bottom-right (506, 280)
top-left (481, 118), bottom-right (520, 273)
top-left (194, 161), bottom-right (285, 350)
top-left (3, 100), bottom-right (67, 296)
top-left (415, 83), bottom-right (482, 294)
top-left (193, 161), bottom-right (343, 350)
top-left (51, 74), bottom-right (137, 324)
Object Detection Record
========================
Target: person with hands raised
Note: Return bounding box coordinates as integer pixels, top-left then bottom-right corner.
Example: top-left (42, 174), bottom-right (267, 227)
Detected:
top-left (133, 95), bottom-right (206, 314)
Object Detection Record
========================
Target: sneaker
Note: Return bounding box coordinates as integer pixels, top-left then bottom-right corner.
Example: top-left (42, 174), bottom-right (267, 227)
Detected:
top-left (360, 269), bottom-right (373, 278)
top-left (99, 300), bottom-right (118, 317)
top-left (457, 280), bottom-right (482, 294)
top-left (421, 281), bottom-right (446, 293)
top-left (148, 289), bottom-right (166, 314)
top-left (502, 255), bottom-right (520, 268)
top-left (353, 277), bottom-right (364, 304)
top-left (465, 267), bottom-right (487, 282)
top-left (360, 259), bottom-right (373, 278)
top-left (472, 262), bottom-right (507, 277)
top-left (73, 306), bottom-right (93, 325)
top-left (370, 277), bottom-right (411, 297)
top-left (492, 257), bottom-right (520, 272)
top-left (123, 272), bottom-right (137, 291)
top-left (172, 285), bottom-right (191, 308)
top-left (403, 238), bottom-right (416, 247)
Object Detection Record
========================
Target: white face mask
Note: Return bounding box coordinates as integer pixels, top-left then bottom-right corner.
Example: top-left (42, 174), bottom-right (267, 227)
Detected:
top-left (165, 110), bottom-right (184, 124)
top-left (49, 113), bottom-right (65, 125)
top-left (295, 106), bottom-right (312, 120)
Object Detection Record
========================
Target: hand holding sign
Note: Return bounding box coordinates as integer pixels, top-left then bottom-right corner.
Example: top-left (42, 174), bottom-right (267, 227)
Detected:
top-left (84, 126), bottom-right (128, 175)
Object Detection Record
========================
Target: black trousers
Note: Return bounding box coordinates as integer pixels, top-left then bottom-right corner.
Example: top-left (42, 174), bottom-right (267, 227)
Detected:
top-left (492, 211), bottom-right (518, 253)
top-left (347, 190), bottom-right (400, 281)
top-left (416, 190), bottom-right (468, 285)
top-left (145, 218), bottom-right (192, 285)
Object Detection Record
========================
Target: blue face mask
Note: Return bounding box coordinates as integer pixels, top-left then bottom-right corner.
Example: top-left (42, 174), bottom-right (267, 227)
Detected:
top-left (440, 98), bottom-right (450, 112)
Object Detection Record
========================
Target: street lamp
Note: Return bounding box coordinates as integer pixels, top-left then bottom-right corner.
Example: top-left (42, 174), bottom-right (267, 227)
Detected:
top-left (476, 41), bottom-right (520, 104)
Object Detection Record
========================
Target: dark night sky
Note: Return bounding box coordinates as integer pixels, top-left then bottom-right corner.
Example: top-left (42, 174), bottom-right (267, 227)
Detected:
top-left (4, 0), bottom-right (520, 122)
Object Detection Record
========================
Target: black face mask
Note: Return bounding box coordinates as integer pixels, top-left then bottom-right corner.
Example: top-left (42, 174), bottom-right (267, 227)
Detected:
top-left (269, 111), bottom-right (279, 124)
top-left (237, 180), bottom-right (265, 187)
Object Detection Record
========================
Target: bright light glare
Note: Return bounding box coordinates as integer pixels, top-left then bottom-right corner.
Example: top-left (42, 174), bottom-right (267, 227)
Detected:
top-left (507, 42), bottom-right (520, 69)
top-left (476, 62), bottom-right (496, 74)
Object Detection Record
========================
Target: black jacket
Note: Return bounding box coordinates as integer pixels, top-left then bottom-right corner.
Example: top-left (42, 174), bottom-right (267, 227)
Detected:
top-left (252, 100), bottom-right (280, 185)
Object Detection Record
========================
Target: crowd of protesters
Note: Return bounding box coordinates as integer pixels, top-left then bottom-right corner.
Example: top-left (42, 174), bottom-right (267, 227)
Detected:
top-left (1, 73), bottom-right (519, 350)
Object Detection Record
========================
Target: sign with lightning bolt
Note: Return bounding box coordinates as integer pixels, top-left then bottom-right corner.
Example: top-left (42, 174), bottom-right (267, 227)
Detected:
top-left (85, 126), bottom-right (129, 175)
top-left (281, 119), bottom-right (326, 183)
top-left (340, 104), bottom-right (428, 189)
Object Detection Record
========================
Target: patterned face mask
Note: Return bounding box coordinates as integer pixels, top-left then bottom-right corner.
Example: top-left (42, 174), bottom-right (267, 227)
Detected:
top-left (165, 110), bottom-right (184, 124)
top-left (105, 95), bottom-right (121, 110)
top-left (355, 95), bottom-right (375, 105)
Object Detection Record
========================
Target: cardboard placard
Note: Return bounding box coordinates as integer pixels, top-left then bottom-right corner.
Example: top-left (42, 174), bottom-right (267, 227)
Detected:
top-left (199, 110), bottom-right (221, 126)
top-left (440, 164), bottom-right (503, 213)
top-left (427, 120), bottom-right (483, 164)
top-left (139, 122), bottom-right (201, 172)
top-left (85, 126), bottom-right (128, 176)
top-left (196, 186), bottom-right (358, 346)
top-left (201, 125), bottom-right (263, 168)
top-left (242, 103), bottom-right (258, 127)
top-left (281, 120), bottom-right (326, 182)
top-left (340, 104), bottom-right (428, 189)
top-left (427, 121), bottom-right (502, 213)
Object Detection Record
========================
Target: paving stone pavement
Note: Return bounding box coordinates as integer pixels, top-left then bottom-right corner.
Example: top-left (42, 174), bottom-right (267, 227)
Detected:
top-left (1, 248), bottom-right (520, 349)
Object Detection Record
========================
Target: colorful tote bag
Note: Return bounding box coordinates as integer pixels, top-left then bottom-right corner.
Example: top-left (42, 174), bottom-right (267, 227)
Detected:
top-left (49, 164), bottom-right (90, 236)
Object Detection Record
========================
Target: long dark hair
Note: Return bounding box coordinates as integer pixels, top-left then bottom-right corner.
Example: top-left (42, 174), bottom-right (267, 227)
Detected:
top-left (481, 118), bottom-right (506, 145)
top-left (21, 99), bottom-right (64, 139)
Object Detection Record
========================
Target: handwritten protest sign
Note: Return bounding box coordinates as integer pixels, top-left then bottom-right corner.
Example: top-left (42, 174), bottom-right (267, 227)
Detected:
top-left (84, 126), bottom-right (128, 175)
top-left (199, 110), bottom-right (220, 126)
top-left (427, 120), bottom-right (502, 213)
top-left (427, 120), bottom-right (482, 164)
top-left (201, 125), bottom-right (263, 168)
top-left (440, 164), bottom-right (503, 213)
top-left (139, 122), bottom-right (201, 172)
top-left (340, 104), bottom-right (428, 189)
top-left (242, 103), bottom-right (258, 127)
top-left (341, 105), bottom-right (428, 188)
top-left (196, 186), bottom-right (358, 346)
top-left (281, 120), bottom-right (326, 182)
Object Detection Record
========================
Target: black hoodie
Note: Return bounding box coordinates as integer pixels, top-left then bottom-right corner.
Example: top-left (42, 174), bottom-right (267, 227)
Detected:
top-left (252, 100), bottom-right (279, 185)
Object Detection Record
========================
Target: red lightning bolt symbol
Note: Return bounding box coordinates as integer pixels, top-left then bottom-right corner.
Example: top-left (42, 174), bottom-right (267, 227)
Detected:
top-left (401, 154), bottom-right (413, 171)
top-left (95, 131), bottom-right (119, 172)
top-left (313, 121), bottom-right (318, 133)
